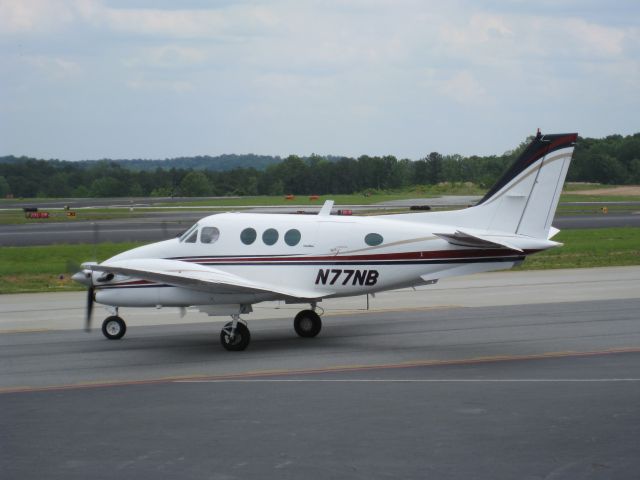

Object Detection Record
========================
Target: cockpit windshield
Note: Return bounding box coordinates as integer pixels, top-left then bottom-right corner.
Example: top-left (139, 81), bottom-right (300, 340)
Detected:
top-left (180, 223), bottom-right (199, 243)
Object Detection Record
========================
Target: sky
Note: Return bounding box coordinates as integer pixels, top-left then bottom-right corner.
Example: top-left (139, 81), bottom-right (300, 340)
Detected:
top-left (1, 0), bottom-right (639, 161)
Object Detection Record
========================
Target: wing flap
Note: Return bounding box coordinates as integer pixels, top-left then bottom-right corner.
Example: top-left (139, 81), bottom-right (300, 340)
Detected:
top-left (91, 259), bottom-right (327, 300)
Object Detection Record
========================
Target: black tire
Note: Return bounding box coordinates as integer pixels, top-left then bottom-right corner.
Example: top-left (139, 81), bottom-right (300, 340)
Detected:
top-left (220, 321), bottom-right (251, 351)
top-left (101, 316), bottom-right (126, 340)
top-left (294, 310), bottom-right (322, 338)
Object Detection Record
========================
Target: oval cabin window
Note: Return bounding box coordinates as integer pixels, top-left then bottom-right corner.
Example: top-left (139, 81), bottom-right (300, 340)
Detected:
top-left (284, 229), bottom-right (301, 246)
top-left (262, 228), bottom-right (279, 246)
top-left (364, 233), bottom-right (383, 246)
top-left (240, 228), bottom-right (257, 245)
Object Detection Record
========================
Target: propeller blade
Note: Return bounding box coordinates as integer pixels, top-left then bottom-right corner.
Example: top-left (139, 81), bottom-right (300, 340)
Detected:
top-left (85, 286), bottom-right (94, 332)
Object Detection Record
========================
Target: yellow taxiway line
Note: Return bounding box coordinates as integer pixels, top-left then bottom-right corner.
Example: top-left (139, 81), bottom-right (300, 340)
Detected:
top-left (1, 346), bottom-right (639, 395)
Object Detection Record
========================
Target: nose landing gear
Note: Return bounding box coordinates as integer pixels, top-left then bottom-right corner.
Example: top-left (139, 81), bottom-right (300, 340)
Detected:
top-left (101, 315), bottom-right (127, 340)
top-left (220, 314), bottom-right (251, 351)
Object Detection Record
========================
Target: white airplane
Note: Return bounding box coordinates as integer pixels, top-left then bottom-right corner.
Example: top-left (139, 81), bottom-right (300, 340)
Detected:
top-left (73, 131), bottom-right (577, 351)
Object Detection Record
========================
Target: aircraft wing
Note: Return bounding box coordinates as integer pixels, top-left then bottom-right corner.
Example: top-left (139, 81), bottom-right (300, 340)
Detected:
top-left (91, 259), bottom-right (327, 300)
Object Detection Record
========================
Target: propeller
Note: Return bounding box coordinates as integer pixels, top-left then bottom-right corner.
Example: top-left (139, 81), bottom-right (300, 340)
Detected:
top-left (70, 223), bottom-right (100, 332)
top-left (85, 285), bottom-right (95, 332)
top-left (72, 266), bottom-right (96, 332)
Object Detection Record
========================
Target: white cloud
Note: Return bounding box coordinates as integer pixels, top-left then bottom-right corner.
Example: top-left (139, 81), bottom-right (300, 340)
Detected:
top-left (0, 0), bottom-right (77, 33)
top-left (439, 71), bottom-right (489, 105)
top-left (1, 0), bottom-right (639, 159)
top-left (97, 3), bottom-right (280, 40)
top-left (124, 45), bottom-right (209, 68)
top-left (25, 55), bottom-right (82, 79)
top-left (126, 77), bottom-right (194, 93)
top-left (565, 18), bottom-right (625, 57)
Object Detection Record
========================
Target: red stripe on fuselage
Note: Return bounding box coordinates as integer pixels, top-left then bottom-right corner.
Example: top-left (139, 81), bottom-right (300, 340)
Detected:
top-left (171, 248), bottom-right (538, 264)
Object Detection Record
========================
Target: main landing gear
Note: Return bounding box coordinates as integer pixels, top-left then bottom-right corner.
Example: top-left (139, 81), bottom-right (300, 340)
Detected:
top-left (219, 306), bottom-right (323, 351)
top-left (293, 310), bottom-right (322, 338)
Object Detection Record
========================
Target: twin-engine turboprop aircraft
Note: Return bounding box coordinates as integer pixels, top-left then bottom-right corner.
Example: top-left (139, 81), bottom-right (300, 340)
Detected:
top-left (73, 131), bottom-right (578, 351)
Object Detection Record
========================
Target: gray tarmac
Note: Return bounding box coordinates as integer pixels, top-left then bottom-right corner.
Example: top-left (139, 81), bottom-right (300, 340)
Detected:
top-left (1, 212), bottom-right (638, 246)
top-left (1, 267), bottom-right (640, 479)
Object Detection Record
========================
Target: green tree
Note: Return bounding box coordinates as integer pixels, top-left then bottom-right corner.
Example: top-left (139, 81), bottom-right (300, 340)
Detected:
top-left (90, 177), bottom-right (123, 197)
top-left (426, 152), bottom-right (443, 184)
top-left (150, 186), bottom-right (173, 197)
top-left (628, 158), bottom-right (640, 184)
top-left (0, 175), bottom-right (10, 197)
top-left (73, 185), bottom-right (90, 197)
top-left (43, 172), bottom-right (73, 197)
top-left (179, 171), bottom-right (212, 196)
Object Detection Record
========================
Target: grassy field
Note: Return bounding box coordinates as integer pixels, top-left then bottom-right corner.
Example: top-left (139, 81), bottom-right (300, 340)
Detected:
top-left (0, 242), bottom-right (143, 294)
top-left (517, 227), bottom-right (640, 270)
top-left (1, 228), bottom-right (638, 294)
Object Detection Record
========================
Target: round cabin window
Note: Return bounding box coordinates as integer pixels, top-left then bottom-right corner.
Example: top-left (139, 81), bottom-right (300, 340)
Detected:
top-left (262, 228), bottom-right (279, 246)
top-left (364, 233), bottom-right (383, 246)
top-left (284, 229), bottom-right (301, 246)
top-left (240, 228), bottom-right (257, 245)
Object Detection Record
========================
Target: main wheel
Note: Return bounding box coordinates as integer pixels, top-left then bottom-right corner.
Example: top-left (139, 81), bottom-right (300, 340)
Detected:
top-left (294, 310), bottom-right (322, 338)
top-left (101, 316), bottom-right (126, 340)
top-left (220, 321), bottom-right (251, 351)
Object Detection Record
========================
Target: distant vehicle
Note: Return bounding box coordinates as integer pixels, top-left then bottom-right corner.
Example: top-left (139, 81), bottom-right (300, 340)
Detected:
top-left (74, 132), bottom-right (577, 351)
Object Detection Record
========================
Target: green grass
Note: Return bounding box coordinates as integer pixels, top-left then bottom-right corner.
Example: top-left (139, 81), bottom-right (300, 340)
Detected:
top-left (1, 227), bottom-right (638, 294)
top-left (560, 194), bottom-right (640, 202)
top-left (518, 227), bottom-right (640, 270)
top-left (0, 242), bottom-right (143, 294)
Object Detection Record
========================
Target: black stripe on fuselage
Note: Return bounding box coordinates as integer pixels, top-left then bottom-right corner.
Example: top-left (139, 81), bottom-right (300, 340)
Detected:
top-left (193, 256), bottom-right (524, 266)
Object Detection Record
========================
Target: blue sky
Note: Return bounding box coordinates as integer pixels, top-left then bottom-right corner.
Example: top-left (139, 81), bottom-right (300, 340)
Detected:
top-left (1, 0), bottom-right (638, 160)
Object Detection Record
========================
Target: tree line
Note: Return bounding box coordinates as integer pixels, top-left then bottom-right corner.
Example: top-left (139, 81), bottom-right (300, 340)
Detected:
top-left (1, 133), bottom-right (638, 198)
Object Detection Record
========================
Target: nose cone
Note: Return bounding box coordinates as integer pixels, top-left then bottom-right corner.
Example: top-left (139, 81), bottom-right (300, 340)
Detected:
top-left (107, 238), bottom-right (179, 263)
top-left (72, 270), bottom-right (92, 287)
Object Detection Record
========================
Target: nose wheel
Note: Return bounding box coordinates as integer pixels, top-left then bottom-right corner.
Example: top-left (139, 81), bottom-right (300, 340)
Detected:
top-left (220, 316), bottom-right (251, 351)
top-left (101, 316), bottom-right (127, 340)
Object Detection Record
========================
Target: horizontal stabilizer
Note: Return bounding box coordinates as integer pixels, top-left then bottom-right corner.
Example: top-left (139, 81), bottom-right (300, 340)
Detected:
top-left (433, 230), bottom-right (524, 252)
top-left (547, 227), bottom-right (560, 239)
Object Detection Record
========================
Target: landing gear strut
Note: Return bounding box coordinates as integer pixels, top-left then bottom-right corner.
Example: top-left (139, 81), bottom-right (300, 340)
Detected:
top-left (102, 315), bottom-right (127, 340)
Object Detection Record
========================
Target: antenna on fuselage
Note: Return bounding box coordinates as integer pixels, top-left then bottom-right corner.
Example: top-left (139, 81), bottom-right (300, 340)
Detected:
top-left (318, 200), bottom-right (334, 216)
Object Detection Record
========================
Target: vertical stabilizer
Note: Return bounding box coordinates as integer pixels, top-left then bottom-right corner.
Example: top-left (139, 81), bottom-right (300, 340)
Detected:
top-left (476, 132), bottom-right (577, 238)
top-left (388, 131), bottom-right (578, 240)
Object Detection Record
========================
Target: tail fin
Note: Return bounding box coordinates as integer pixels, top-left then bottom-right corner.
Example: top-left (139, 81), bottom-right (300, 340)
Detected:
top-left (476, 132), bottom-right (577, 238)
top-left (393, 131), bottom-right (578, 239)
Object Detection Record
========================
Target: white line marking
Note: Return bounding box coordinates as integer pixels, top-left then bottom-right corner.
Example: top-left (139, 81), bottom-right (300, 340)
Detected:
top-left (175, 378), bottom-right (640, 383)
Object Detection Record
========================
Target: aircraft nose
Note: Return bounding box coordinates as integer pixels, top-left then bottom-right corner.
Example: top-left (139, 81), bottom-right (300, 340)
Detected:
top-left (72, 270), bottom-right (92, 287)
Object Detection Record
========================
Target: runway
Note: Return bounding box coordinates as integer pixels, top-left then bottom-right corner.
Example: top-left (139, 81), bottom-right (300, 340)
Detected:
top-left (1, 267), bottom-right (640, 479)
top-left (2, 212), bottom-right (639, 246)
